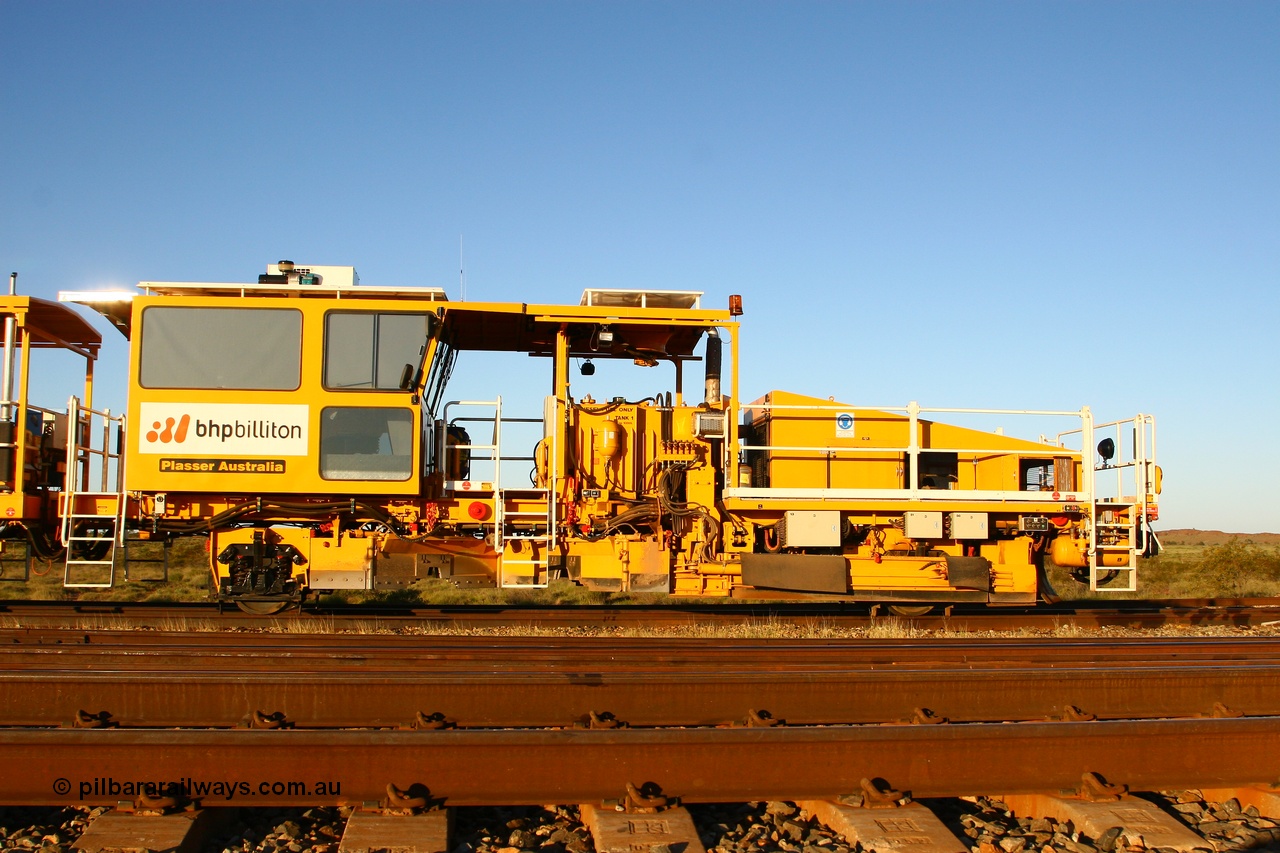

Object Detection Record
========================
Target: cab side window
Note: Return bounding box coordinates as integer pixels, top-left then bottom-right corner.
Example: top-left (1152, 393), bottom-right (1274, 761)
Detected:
top-left (319, 407), bottom-right (414, 480)
top-left (139, 307), bottom-right (302, 390)
top-left (324, 312), bottom-right (432, 391)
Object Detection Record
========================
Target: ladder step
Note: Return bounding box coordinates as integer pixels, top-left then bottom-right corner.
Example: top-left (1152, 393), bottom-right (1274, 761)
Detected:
top-left (64, 506), bottom-right (118, 588)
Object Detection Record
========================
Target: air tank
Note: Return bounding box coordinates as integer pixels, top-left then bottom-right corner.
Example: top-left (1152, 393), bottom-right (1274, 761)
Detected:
top-left (600, 419), bottom-right (625, 459)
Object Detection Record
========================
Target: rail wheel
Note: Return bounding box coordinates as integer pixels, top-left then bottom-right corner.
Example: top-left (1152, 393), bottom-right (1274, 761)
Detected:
top-left (234, 599), bottom-right (294, 616)
top-left (69, 523), bottom-right (113, 562)
top-left (1070, 567), bottom-right (1119, 586)
top-left (887, 604), bottom-right (934, 617)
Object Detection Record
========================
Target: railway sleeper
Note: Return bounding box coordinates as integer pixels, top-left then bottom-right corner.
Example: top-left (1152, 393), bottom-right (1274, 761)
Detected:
top-left (1000, 791), bottom-right (1211, 852)
top-left (54, 787), bottom-right (1280, 853)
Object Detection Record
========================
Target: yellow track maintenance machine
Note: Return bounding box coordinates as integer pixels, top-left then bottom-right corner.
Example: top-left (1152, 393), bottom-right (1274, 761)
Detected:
top-left (0, 262), bottom-right (1160, 612)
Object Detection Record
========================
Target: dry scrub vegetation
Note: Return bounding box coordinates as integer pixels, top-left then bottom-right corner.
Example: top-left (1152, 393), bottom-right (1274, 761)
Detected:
top-left (1128, 540), bottom-right (1280, 598)
top-left (1047, 539), bottom-right (1280, 600)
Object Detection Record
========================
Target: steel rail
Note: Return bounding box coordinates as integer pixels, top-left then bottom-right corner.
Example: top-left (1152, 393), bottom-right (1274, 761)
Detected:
top-left (0, 598), bottom-right (1277, 630)
top-left (2, 635), bottom-right (1280, 728)
top-left (1, 663), bottom-right (1276, 729)
top-left (5, 627), bottom-right (1280, 654)
top-left (4, 646), bottom-right (1280, 679)
top-left (6, 717), bottom-right (1280, 807)
top-left (4, 631), bottom-right (1280, 670)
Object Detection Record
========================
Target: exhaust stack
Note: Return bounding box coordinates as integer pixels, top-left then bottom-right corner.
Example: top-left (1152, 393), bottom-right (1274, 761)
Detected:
top-left (704, 328), bottom-right (722, 406)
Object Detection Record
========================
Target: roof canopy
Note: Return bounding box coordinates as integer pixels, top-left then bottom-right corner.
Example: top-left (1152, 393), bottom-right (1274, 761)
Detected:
top-left (440, 301), bottom-right (729, 360)
top-left (0, 296), bottom-right (102, 358)
top-left (54, 281), bottom-right (735, 361)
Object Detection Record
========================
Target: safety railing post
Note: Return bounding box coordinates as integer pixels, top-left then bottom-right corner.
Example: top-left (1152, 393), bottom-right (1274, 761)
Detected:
top-left (1080, 407), bottom-right (1099, 590)
top-left (99, 409), bottom-right (110, 492)
top-left (493, 397), bottom-right (504, 560)
top-left (907, 401), bottom-right (920, 497)
top-left (62, 396), bottom-right (78, 542)
top-left (1080, 407), bottom-right (1094, 501)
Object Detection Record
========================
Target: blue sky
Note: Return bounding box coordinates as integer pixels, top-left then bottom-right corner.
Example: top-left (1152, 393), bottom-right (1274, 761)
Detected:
top-left (2, 2), bottom-right (1277, 532)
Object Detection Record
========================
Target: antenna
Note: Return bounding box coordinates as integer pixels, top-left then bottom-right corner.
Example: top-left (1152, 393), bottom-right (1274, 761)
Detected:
top-left (459, 234), bottom-right (466, 302)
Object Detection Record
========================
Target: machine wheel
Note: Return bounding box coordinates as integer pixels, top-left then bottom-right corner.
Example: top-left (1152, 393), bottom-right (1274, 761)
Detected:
top-left (234, 599), bottom-right (294, 616)
top-left (69, 523), bottom-right (113, 561)
top-left (887, 604), bottom-right (934, 617)
top-left (1069, 567), bottom-right (1119, 585)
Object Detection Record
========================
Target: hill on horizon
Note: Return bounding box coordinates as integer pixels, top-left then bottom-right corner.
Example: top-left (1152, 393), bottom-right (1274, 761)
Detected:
top-left (1158, 528), bottom-right (1280, 545)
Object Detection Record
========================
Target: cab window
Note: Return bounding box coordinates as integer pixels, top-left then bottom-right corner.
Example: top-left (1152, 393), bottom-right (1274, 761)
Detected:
top-left (139, 307), bottom-right (302, 390)
top-left (324, 312), bottom-right (433, 391)
top-left (319, 406), bottom-right (414, 481)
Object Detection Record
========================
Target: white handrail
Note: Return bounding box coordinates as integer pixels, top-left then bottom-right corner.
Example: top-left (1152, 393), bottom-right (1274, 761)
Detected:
top-left (61, 395), bottom-right (126, 543)
top-left (735, 399), bottom-right (1092, 499)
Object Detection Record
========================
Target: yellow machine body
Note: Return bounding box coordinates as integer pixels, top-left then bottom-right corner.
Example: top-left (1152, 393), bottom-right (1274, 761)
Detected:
top-left (23, 262), bottom-right (1162, 609)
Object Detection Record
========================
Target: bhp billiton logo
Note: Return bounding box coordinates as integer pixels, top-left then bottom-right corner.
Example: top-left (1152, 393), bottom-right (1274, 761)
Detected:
top-left (138, 404), bottom-right (307, 455)
top-left (147, 414), bottom-right (191, 444)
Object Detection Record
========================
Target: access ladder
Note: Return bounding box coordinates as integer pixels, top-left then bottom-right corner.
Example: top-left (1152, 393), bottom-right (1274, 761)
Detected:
top-left (441, 396), bottom-right (559, 589)
top-left (60, 397), bottom-right (125, 589)
top-left (1083, 414), bottom-right (1158, 593)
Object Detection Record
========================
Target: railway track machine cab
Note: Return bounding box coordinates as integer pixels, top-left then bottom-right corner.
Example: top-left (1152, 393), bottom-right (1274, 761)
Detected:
top-left (30, 261), bottom-right (1162, 612)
